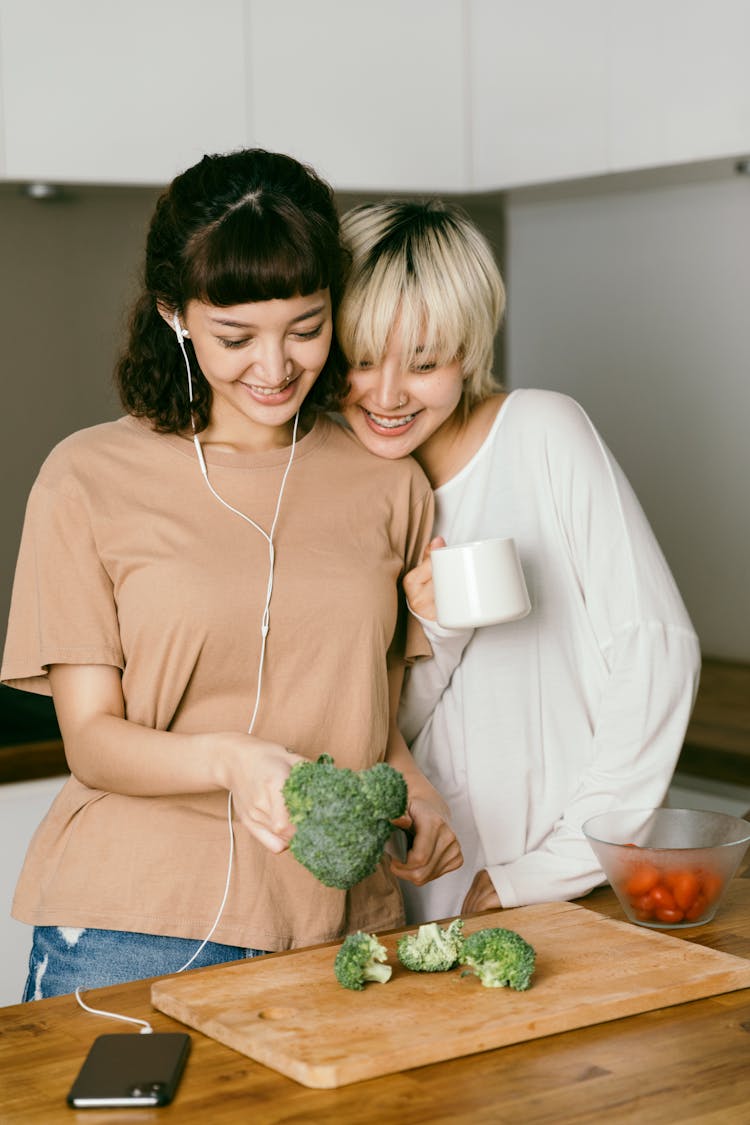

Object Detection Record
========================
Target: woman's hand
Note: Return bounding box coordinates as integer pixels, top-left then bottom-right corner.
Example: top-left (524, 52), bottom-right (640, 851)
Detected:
top-left (389, 795), bottom-right (463, 886)
top-left (216, 736), bottom-right (307, 854)
top-left (403, 536), bottom-right (445, 622)
top-left (48, 664), bottom-right (307, 857)
top-left (461, 868), bottom-right (501, 914)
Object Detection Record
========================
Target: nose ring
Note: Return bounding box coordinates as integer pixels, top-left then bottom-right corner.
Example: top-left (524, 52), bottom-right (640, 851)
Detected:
top-left (398, 394), bottom-right (407, 408)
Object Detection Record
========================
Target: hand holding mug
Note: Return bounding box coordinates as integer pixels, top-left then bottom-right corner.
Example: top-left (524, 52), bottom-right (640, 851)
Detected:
top-left (430, 537), bottom-right (531, 629)
top-left (403, 537), bottom-right (446, 621)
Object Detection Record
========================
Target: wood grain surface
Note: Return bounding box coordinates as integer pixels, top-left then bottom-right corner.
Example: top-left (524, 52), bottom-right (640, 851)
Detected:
top-left (3, 876), bottom-right (750, 1123)
top-left (150, 900), bottom-right (750, 1088)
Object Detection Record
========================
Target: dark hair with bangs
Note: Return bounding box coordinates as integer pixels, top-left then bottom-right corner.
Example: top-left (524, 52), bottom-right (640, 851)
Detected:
top-left (115, 148), bottom-right (349, 432)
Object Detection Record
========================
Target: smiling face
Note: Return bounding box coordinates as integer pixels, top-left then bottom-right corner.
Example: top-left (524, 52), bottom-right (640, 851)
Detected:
top-left (180, 290), bottom-right (332, 451)
top-left (342, 317), bottom-right (465, 463)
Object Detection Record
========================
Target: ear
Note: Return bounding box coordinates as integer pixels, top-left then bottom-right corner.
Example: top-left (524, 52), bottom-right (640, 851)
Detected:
top-left (158, 302), bottom-right (189, 338)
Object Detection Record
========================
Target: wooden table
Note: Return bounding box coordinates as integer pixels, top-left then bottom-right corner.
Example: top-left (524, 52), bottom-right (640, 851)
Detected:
top-left (2, 872), bottom-right (750, 1124)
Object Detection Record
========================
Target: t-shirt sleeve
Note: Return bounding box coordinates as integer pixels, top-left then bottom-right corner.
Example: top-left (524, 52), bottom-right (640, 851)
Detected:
top-left (393, 476), bottom-right (435, 667)
top-left (1, 477), bottom-right (124, 695)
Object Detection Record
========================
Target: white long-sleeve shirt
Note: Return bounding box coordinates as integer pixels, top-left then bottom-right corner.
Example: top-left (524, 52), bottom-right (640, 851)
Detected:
top-left (399, 389), bottom-right (701, 923)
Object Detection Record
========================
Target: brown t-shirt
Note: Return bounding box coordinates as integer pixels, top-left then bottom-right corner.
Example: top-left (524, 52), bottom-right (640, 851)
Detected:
top-left (2, 413), bottom-right (433, 950)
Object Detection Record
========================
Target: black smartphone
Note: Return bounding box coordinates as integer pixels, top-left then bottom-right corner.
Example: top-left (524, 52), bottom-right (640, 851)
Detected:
top-left (66, 1032), bottom-right (191, 1108)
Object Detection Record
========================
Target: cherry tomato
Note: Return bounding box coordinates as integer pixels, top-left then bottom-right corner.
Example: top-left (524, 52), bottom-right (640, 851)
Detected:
top-left (631, 891), bottom-right (658, 917)
top-left (649, 883), bottom-right (677, 912)
top-left (684, 893), bottom-right (709, 922)
top-left (699, 870), bottom-right (724, 904)
top-left (654, 905), bottom-right (685, 925)
top-left (665, 870), bottom-right (700, 912)
top-left (624, 863), bottom-right (660, 897)
top-left (621, 858), bottom-right (726, 926)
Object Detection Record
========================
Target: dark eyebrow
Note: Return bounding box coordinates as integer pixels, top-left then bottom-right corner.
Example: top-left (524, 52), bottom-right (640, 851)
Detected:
top-left (209, 304), bottom-right (327, 329)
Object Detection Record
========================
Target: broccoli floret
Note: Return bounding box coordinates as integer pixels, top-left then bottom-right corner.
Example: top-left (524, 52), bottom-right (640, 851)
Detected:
top-left (459, 927), bottom-right (536, 990)
top-left (283, 753), bottom-right (408, 890)
top-left (397, 919), bottom-right (465, 972)
top-left (334, 931), bottom-right (392, 991)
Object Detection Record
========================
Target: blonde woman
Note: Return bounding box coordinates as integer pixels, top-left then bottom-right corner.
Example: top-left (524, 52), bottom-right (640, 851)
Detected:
top-left (338, 199), bottom-right (701, 924)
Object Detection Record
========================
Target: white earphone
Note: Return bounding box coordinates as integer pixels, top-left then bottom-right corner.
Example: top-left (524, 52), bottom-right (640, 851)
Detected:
top-left (172, 311), bottom-right (199, 434)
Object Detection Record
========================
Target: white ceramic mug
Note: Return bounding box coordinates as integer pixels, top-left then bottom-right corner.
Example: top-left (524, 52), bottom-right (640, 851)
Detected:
top-left (430, 537), bottom-right (531, 629)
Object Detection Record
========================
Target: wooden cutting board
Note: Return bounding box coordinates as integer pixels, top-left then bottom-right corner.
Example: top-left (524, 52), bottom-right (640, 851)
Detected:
top-left (150, 901), bottom-right (750, 1088)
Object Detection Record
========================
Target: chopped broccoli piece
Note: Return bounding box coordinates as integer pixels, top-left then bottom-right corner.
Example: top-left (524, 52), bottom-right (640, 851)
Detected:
top-left (334, 931), bottom-right (392, 991)
top-left (283, 753), bottom-right (408, 890)
top-left (458, 927), bottom-right (536, 990)
top-left (397, 919), bottom-right (465, 972)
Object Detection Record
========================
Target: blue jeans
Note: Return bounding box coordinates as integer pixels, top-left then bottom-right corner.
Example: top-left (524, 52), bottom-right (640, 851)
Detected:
top-left (23, 925), bottom-right (269, 1001)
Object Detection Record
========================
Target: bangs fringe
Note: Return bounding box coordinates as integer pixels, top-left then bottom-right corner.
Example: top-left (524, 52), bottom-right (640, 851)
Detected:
top-left (184, 202), bottom-right (331, 306)
top-left (338, 198), bottom-right (505, 410)
top-left (340, 241), bottom-right (470, 370)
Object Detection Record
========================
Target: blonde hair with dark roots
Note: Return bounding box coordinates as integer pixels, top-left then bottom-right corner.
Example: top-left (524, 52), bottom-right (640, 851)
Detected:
top-left (337, 199), bottom-right (506, 413)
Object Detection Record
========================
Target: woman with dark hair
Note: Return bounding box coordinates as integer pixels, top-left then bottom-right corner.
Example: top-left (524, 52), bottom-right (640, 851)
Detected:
top-left (1, 151), bottom-right (460, 1000)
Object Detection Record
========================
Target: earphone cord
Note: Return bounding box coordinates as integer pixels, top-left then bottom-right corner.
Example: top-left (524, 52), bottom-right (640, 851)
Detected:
top-left (74, 324), bottom-right (300, 1030)
top-left (174, 409), bottom-right (300, 973)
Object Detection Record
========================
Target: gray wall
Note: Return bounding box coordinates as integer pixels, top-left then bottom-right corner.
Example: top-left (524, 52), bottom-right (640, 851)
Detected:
top-left (0, 184), bottom-right (162, 661)
top-left (504, 160), bottom-right (750, 661)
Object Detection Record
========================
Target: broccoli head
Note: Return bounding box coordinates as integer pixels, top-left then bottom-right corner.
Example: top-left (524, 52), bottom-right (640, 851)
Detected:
top-left (282, 753), bottom-right (408, 890)
top-left (334, 931), bottom-right (392, 991)
top-left (397, 919), bottom-right (465, 972)
top-left (459, 927), bottom-right (536, 990)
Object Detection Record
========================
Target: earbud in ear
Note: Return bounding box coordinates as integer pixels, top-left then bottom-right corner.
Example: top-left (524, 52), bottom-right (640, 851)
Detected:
top-left (172, 312), bottom-right (189, 339)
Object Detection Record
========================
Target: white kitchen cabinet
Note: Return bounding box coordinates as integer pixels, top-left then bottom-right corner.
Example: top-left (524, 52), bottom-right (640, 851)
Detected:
top-left (244, 0), bottom-right (469, 192)
top-left (0, 0), bottom-right (247, 184)
top-left (469, 0), bottom-right (610, 190)
top-left (470, 0), bottom-right (750, 190)
top-left (608, 0), bottom-right (750, 172)
top-left (1, 0), bottom-right (748, 191)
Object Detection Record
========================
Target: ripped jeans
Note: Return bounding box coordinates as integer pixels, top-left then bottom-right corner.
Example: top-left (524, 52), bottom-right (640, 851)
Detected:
top-left (23, 925), bottom-right (269, 1001)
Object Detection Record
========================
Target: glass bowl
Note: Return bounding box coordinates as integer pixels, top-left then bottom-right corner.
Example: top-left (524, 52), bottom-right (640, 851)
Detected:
top-left (582, 807), bottom-right (750, 929)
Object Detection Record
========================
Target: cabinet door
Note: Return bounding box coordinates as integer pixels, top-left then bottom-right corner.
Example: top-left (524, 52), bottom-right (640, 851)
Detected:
top-left (245, 0), bottom-right (468, 192)
top-left (469, 0), bottom-right (610, 190)
top-left (0, 0), bottom-right (247, 184)
top-left (609, 0), bottom-right (750, 171)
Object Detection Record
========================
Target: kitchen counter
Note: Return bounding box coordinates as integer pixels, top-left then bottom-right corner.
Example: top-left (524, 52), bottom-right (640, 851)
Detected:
top-left (0, 685), bottom-right (66, 784)
top-left (0, 738), bottom-right (67, 784)
top-left (2, 873), bottom-right (749, 1124)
